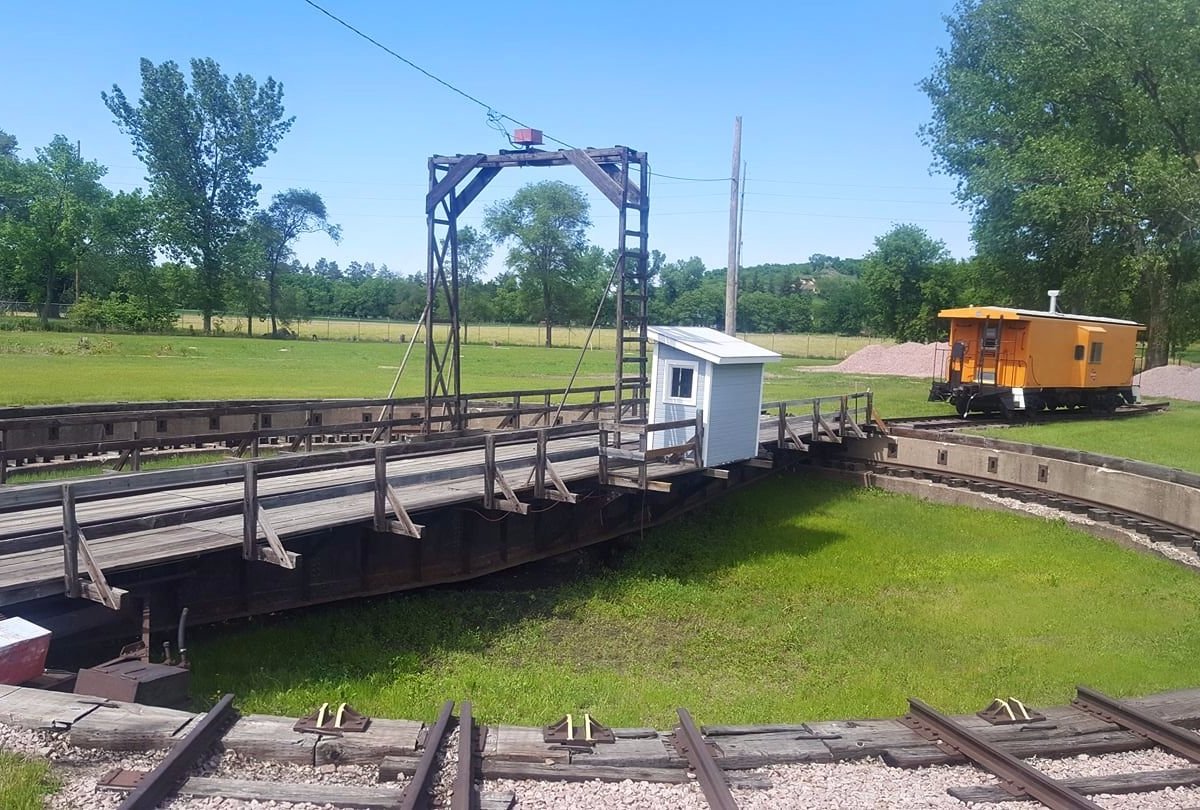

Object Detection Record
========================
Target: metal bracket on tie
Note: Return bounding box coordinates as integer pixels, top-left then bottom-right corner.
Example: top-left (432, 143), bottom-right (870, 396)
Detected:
top-left (978, 696), bottom-right (1046, 726)
top-left (294, 702), bottom-right (371, 736)
top-left (543, 713), bottom-right (615, 748)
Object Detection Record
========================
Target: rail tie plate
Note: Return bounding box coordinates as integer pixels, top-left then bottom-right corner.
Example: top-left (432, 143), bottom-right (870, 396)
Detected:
top-left (1073, 685), bottom-right (1200, 762)
top-left (903, 697), bottom-right (1103, 810)
top-left (116, 692), bottom-right (238, 810)
top-left (674, 707), bottom-right (739, 810)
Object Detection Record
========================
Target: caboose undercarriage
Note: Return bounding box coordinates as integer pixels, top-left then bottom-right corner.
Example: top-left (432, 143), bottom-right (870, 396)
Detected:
top-left (929, 382), bottom-right (1136, 418)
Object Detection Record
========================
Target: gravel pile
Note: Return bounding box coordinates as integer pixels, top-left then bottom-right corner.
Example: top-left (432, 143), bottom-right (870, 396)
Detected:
top-left (1139, 364), bottom-right (1200, 402)
top-left (809, 342), bottom-right (947, 378)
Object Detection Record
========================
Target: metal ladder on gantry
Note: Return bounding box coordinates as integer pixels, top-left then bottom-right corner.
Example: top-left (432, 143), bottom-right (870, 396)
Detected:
top-left (422, 145), bottom-right (651, 432)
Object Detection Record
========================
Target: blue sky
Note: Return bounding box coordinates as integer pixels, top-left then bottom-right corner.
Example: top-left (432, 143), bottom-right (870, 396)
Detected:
top-left (1, 1), bottom-right (970, 277)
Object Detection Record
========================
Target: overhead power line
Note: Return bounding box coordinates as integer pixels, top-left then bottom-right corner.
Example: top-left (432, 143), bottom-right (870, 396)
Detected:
top-left (301, 0), bottom-right (575, 149)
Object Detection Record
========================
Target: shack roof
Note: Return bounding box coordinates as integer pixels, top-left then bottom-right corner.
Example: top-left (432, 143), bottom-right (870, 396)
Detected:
top-left (647, 326), bottom-right (781, 365)
top-left (937, 306), bottom-right (1144, 328)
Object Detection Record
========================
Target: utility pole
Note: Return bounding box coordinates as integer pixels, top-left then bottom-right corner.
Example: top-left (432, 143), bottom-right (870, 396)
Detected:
top-left (724, 116), bottom-right (742, 336)
top-left (736, 161), bottom-right (747, 278)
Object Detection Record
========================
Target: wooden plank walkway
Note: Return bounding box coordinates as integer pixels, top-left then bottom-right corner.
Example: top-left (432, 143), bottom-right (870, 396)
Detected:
top-left (0, 412), bottom-right (837, 609)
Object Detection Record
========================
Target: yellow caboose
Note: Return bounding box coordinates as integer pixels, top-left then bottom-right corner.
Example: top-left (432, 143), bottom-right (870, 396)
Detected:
top-left (929, 304), bottom-right (1143, 417)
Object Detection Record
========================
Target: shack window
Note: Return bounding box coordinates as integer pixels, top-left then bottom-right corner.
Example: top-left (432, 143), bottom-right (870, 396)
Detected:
top-left (665, 362), bottom-right (697, 404)
top-left (1089, 342), bottom-right (1104, 363)
top-left (1074, 345), bottom-right (1085, 361)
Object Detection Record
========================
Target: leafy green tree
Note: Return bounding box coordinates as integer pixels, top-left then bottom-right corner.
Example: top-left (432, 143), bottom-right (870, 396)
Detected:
top-left (256, 189), bottom-right (339, 335)
top-left (923, 0), bottom-right (1200, 366)
top-left (484, 181), bottom-right (591, 346)
top-left (103, 57), bottom-right (293, 334)
top-left (862, 224), bottom-right (952, 342)
top-left (0, 130), bottom-right (17, 160)
top-left (811, 274), bottom-right (868, 335)
top-left (0, 135), bottom-right (109, 325)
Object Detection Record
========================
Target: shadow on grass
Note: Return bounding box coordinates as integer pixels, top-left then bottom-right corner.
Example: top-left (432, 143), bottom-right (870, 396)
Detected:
top-left (188, 474), bottom-right (855, 708)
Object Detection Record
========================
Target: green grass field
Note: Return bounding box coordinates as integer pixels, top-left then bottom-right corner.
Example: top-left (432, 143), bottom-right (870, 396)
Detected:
top-left (191, 476), bottom-right (1200, 727)
top-left (174, 312), bottom-right (885, 359)
top-left (971, 404), bottom-right (1200, 474)
top-left (0, 752), bottom-right (58, 810)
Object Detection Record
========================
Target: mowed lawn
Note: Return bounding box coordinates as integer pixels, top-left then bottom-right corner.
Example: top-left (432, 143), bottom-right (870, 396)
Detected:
top-left (2, 331), bottom-right (1195, 472)
top-left (191, 476), bottom-right (1200, 727)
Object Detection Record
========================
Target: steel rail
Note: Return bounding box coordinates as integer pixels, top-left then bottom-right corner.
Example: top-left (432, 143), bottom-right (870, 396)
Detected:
top-left (1074, 685), bottom-right (1200, 762)
top-left (674, 707), bottom-right (739, 810)
top-left (399, 699), bottom-right (457, 810)
top-left (861, 458), bottom-right (1197, 547)
top-left (905, 698), bottom-right (1102, 810)
top-left (452, 700), bottom-right (476, 810)
top-left (117, 693), bottom-right (238, 810)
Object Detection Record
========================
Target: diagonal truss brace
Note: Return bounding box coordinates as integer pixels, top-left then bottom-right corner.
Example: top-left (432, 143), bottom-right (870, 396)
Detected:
top-left (61, 485), bottom-right (127, 610)
top-left (483, 434), bottom-right (529, 514)
top-left (242, 464), bottom-right (300, 570)
top-left (534, 431), bottom-right (577, 504)
top-left (374, 447), bottom-right (424, 538)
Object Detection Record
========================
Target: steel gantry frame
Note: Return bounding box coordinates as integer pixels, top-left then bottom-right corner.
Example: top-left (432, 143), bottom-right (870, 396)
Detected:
top-left (424, 146), bottom-right (650, 433)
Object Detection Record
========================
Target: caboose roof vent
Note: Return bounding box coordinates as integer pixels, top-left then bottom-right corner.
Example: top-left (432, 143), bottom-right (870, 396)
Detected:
top-left (1047, 289), bottom-right (1061, 314)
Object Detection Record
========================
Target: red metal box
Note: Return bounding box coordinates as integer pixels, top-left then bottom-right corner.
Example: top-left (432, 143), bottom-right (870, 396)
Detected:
top-left (0, 617), bottom-right (52, 685)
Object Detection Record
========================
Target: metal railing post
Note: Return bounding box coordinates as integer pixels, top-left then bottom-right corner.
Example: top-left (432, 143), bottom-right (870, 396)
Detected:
top-left (840, 396), bottom-right (848, 439)
top-left (512, 394), bottom-right (521, 430)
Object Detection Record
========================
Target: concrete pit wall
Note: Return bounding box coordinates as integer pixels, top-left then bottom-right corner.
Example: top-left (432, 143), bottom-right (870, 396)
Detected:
top-left (842, 434), bottom-right (1200, 536)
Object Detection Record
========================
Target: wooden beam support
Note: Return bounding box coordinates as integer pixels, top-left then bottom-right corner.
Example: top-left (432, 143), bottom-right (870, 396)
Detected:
top-left (254, 506), bottom-right (298, 570)
top-left (74, 528), bottom-right (126, 610)
top-left (426, 154), bottom-right (484, 214)
top-left (563, 149), bottom-right (628, 208)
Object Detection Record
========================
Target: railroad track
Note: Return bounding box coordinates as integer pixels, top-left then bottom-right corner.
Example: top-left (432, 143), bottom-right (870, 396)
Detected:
top-left (114, 693), bottom-right (239, 810)
top-left (901, 686), bottom-right (1200, 808)
top-left (674, 707), bottom-right (740, 809)
top-left (852, 457), bottom-right (1200, 557)
top-left (887, 401), bottom-right (1170, 433)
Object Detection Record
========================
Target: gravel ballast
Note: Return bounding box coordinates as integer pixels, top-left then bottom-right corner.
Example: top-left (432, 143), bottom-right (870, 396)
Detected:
top-left (7, 717), bottom-right (1200, 809)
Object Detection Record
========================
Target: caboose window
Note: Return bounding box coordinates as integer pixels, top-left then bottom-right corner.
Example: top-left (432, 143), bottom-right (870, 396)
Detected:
top-left (1074, 345), bottom-right (1085, 361)
top-left (1089, 342), bottom-right (1104, 363)
top-left (665, 363), bottom-right (697, 404)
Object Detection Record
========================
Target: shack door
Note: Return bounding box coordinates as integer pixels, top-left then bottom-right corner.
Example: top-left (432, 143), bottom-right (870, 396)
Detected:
top-left (977, 318), bottom-right (1001, 385)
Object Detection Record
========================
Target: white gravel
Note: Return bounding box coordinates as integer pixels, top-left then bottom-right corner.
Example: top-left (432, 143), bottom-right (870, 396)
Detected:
top-left (975, 490), bottom-right (1200, 569)
top-left (1139, 364), bottom-right (1200, 402)
top-left (806, 341), bottom-right (947, 378)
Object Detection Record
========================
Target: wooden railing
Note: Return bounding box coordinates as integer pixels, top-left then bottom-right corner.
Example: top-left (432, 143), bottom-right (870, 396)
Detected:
top-left (597, 413), bottom-right (704, 490)
top-left (14, 419), bottom-right (605, 610)
top-left (0, 384), bottom-right (616, 483)
top-left (761, 392), bottom-right (873, 449)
